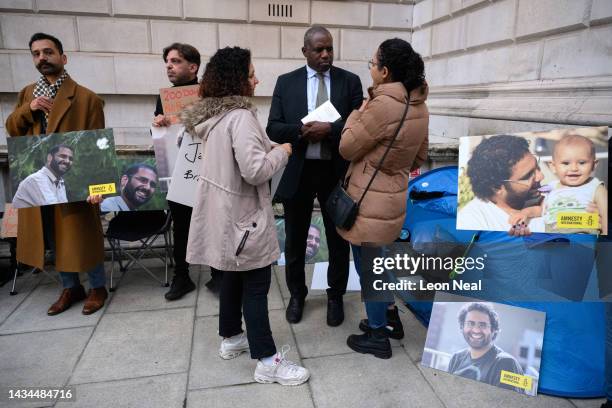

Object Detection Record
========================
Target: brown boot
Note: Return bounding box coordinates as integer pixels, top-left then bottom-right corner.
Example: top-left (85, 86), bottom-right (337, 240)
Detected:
top-left (48, 285), bottom-right (87, 316)
top-left (82, 287), bottom-right (108, 315)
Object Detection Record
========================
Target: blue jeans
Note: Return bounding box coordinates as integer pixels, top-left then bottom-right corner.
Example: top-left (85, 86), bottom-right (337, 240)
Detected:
top-left (59, 263), bottom-right (106, 289)
top-left (606, 302), bottom-right (612, 401)
top-left (351, 245), bottom-right (393, 329)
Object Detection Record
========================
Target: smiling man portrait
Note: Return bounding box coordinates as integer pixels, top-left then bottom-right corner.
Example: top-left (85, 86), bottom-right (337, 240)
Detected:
top-left (448, 302), bottom-right (524, 392)
top-left (101, 163), bottom-right (158, 212)
top-left (12, 143), bottom-right (74, 208)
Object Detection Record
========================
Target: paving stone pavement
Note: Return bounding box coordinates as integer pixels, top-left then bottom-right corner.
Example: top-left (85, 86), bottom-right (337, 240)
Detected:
top-left (0, 261), bottom-right (605, 408)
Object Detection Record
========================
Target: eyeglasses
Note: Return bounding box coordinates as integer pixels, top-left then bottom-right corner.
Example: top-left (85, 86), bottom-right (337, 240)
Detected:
top-left (502, 156), bottom-right (541, 187)
top-left (367, 59), bottom-right (376, 70)
top-left (464, 321), bottom-right (490, 330)
top-left (133, 176), bottom-right (157, 189)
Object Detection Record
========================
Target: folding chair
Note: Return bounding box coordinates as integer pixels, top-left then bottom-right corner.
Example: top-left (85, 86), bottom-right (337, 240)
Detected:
top-left (105, 210), bottom-right (173, 292)
top-left (8, 265), bottom-right (59, 295)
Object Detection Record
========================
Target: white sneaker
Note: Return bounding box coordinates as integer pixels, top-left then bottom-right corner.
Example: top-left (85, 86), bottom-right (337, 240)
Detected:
top-left (254, 345), bottom-right (310, 386)
top-left (219, 333), bottom-right (249, 360)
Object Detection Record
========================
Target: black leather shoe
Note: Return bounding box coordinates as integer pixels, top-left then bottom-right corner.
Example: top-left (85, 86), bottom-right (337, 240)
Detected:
top-left (347, 327), bottom-right (392, 359)
top-left (359, 306), bottom-right (404, 339)
top-left (286, 296), bottom-right (305, 323)
top-left (327, 298), bottom-right (344, 327)
top-left (165, 274), bottom-right (196, 301)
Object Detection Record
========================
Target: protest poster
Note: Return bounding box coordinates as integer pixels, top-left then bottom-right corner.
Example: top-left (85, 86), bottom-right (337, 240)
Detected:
top-left (422, 293), bottom-right (545, 396)
top-left (457, 126), bottom-right (609, 235)
top-left (159, 84), bottom-right (200, 125)
top-left (8, 129), bottom-right (120, 209)
top-left (165, 131), bottom-right (202, 207)
top-left (151, 124), bottom-right (183, 193)
top-left (275, 212), bottom-right (328, 265)
top-left (100, 155), bottom-right (168, 212)
top-left (0, 204), bottom-right (18, 238)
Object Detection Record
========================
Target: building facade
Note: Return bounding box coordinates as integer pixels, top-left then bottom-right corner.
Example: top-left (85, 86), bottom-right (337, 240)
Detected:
top-left (0, 0), bottom-right (610, 163)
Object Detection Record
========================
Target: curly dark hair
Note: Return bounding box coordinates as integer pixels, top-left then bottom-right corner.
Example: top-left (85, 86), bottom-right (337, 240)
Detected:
top-left (458, 302), bottom-right (500, 339)
top-left (199, 47), bottom-right (252, 98)
top-left (467, 135), bottom-right (530, 201)
top-left (377, 38), bottom-right (425, 93)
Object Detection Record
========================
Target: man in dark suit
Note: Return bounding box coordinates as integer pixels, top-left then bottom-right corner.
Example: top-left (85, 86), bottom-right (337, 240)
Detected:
top-left (267, 26), bottom-right (363, 326)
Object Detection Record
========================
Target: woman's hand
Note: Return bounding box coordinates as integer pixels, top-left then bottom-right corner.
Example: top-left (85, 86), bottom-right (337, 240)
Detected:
top-left (87, 194), bottom-right (104, 205)
top-left (358, 97), bottom-right (370, 113)
top-left (508, 221), bottom-right (531, 237)
top-left (278, 143), bottom-right (292, 156)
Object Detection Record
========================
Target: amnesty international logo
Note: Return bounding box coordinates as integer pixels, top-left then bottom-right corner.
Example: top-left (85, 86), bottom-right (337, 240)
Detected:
top-left (88, 183), bottom-right (116, 195)
top-left (556, 212), bottom-right (599, 229)
top-left (499, 370), bottom-right (533, 391)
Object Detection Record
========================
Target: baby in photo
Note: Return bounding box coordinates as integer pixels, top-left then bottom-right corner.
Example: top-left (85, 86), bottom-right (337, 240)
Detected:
top-left (509, 134), bottom-right (608, 234)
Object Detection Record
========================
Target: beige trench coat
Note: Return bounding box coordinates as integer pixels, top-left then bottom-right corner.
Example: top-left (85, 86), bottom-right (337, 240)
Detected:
top-left (184, 98), bottom-right (289, 271)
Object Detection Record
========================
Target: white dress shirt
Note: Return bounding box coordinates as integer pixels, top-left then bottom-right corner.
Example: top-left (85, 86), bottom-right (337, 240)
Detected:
top-left (12, 166), bottom-right (68, 208)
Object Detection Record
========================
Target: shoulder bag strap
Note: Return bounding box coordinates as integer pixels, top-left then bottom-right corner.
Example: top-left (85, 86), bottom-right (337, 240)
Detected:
top-left (356, 98), bottom-right (410, 206)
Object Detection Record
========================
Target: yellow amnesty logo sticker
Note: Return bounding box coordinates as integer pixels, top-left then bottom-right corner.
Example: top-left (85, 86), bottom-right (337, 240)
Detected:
top-left (556, 212), bottom-right (599, 229)
top-left (499, 370), bottom-right (533, 391)
top-left (88, 183), bottom-right (116, 196)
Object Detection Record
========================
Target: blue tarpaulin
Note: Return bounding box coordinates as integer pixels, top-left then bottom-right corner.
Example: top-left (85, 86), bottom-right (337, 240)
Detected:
top-left (402, 166), bottom-right (605, 398)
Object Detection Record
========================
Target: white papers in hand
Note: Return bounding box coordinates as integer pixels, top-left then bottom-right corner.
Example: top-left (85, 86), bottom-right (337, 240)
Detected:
top-left (301, 100), bottom-right (341, 124)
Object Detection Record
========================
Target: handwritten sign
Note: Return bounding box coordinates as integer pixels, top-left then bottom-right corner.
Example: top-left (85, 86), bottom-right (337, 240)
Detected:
top-left (1, 203), bottom-right (18, 238)
top-left (151, 124), bottom-right (182, 180)
top-left (166, 131), bottom-right (202, 207)
top-left (159, 84), bottom-right (200, 124)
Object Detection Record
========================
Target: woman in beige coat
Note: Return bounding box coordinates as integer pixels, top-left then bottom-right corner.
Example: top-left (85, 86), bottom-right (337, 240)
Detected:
top-left (338, 38), bottom-right (429, 359)
top-left (181, 47), bottom-right (309, 385)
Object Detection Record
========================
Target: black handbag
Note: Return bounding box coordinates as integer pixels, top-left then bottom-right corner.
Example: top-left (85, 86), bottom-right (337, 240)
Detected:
top-left (326, 99), bottom-right (410, 230)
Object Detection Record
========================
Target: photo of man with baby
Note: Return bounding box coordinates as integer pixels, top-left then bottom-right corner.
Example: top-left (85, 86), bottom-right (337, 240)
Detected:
top-left (457, 127), bottom-right (609, 235)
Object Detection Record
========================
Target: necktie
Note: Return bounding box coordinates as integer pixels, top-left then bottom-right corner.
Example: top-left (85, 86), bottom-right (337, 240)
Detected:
top-left (314, 73), bottom-right (332, 160)
top-left (316, 73), bottom-right (328, 107)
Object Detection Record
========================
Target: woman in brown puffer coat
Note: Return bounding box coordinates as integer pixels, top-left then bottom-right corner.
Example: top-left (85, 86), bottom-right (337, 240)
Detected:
top-left (338, 38), bottom-right (429, 359)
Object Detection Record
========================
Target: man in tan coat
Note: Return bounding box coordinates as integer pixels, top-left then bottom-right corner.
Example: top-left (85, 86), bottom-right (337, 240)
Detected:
top-left (5, 32), bottom-right (107, 316)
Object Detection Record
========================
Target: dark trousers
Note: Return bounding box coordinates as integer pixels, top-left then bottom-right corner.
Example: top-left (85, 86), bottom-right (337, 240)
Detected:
top-left (282, 160), bottom-right (350, 300)
top-left (168, 200), bottom-right (191, 276)
top-left (218, 265), bottom-right (276, 359)
top-left (168, 200), bottom-right (221, 282)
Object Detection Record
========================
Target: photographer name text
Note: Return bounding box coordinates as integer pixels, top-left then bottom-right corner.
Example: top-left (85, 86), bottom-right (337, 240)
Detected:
top-left (372, 279), bottom-right (482, 292)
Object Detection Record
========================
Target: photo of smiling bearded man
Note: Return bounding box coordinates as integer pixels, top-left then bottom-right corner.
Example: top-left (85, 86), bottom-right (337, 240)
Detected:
top-left (12, 143), bottom-right (73, 208)
top-left (101, 163), bottom-right (158, 212)
top-left (448, 302), bottom-right (525, 392)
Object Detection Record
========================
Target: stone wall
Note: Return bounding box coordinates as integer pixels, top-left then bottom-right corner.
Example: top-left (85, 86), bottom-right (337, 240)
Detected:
top-left (0, 0), bottom-right (413, 147)
top-left (410, 0), bottom-right (612, 145)
top-left (1, 0), bottom-right (610, 160)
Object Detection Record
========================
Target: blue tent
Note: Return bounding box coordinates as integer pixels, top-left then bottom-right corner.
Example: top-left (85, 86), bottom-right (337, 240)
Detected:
top-left (401, 166), bottom-right (605, 398)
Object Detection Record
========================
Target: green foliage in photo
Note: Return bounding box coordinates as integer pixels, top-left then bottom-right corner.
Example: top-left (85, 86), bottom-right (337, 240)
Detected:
top-left (8, 129), bottom-right (118, 201)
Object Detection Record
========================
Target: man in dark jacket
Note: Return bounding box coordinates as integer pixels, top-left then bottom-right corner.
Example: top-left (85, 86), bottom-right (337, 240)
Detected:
top-left (267, 26), bottom-right (363, 326)
top-left (152, 43), bottom-right (221, 300)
